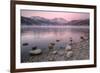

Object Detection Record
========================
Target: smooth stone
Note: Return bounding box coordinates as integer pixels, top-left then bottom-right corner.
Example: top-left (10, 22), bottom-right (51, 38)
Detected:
top-left (48, 44), bottom-right (54, 49)
top-left (66, 51), bottom-right (73, 58)
top-left (52, 51), bottom-right (57, 54)
top-left (29, 49), bottom-right (42, 55)
top-left (65, 45), bottom-right (72, 51)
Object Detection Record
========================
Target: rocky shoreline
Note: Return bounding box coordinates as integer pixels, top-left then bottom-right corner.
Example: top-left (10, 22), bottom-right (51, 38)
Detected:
top-left (21, 38), bottom-right (89, 63)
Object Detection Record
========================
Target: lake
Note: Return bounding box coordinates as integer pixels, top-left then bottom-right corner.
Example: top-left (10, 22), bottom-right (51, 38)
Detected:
top-left (21, 26), bottom-right (89, 62)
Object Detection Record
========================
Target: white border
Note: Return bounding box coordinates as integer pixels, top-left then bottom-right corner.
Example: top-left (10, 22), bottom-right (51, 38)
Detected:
top-left (15, 4), bottom-right (94, 69)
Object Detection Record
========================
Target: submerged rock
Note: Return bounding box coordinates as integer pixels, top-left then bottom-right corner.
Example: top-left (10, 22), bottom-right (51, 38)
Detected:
top-left (50, 43), bottom-right (55, 46)
top-left (29, 49), bottom-right (42, 55)
top-left (32, 46), bottom-right (37, 50)
top-left (23, 43), bottom-right (28, 46)
top-left (56, 40), bottom-right (60, 42)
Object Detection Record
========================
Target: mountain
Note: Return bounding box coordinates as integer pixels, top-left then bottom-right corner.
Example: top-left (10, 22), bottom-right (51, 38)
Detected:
top-left (52, 18), bottom-right (68, 24)
top-left (21, 16), bottom-right (53, 25)
top-left (30, 16), bottom-right (52, 25)
top-left (21, 16), bottom-right (89, 26)
top-left (21, 16), bottom-right (33, 25)
top-left (66, 19), bottom-right (89, 26)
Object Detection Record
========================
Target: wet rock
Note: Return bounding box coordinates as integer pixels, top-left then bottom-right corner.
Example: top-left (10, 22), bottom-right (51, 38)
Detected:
top-left (56, 40), bottom-right (60, 42)
top-left (52, 51), bottom-right (57, 54)
top-left (48, 43), bottom-right (54, 49)
top-left (66, 51), bottom-right (73, 58)
top-left (29, 49), bottom-right (42, 55)
top-left (32, 46), bottom-right (37, 50)
top-left (65, 45), bottom-right (72, 51)
top-left (23, 43), bottom-right (28, 46)
top-left (69, 37), bottom-right (73, 42)
top-left (80, 36), bottom-right (85, 40)
top-left (50, 43), bottom-right (55, 46)
top-left (80, 36), bottom-right (85, 42)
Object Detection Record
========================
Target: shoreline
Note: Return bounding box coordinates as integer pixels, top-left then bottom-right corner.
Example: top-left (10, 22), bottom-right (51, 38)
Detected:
top-left (21, 39), bottom-right (89, 63)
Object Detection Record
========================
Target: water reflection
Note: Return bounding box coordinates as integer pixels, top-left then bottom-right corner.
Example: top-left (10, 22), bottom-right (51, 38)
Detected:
top-left (21, 26), bottom-right (89, 44)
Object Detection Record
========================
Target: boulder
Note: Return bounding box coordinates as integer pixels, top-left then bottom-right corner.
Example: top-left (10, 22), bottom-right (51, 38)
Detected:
top-left (29, 49), bottom-right (42, 55)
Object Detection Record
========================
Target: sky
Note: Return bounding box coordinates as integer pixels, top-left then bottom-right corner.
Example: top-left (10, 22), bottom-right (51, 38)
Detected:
top-left (21, 10), bottom-right (89, 21)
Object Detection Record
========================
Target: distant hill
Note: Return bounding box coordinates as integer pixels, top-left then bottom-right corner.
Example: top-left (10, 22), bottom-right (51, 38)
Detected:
top-left (21, 16), bottom-right (33, 25)
top-left (21, 16), bottom-right (89, 26)
top-left (52, 18), bottom-right (68, 24)
top-left (66, 19), bottom-right (89, 26)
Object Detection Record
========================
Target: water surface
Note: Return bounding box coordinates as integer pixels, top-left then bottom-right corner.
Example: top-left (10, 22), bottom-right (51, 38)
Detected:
top-left (21, 26), bottom-right (89, 62)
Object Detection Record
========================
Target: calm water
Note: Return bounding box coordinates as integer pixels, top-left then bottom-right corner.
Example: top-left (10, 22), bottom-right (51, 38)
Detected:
top-left (21, 26), bottom-right (89, 62)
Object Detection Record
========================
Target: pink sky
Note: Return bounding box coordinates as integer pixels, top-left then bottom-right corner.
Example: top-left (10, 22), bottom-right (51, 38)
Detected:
top-left (21, 10), bottom-right (89, 21)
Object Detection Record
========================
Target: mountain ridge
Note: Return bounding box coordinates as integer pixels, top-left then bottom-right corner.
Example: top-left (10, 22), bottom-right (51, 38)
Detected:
top-left (21, 16), bottom-right (89, 26)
